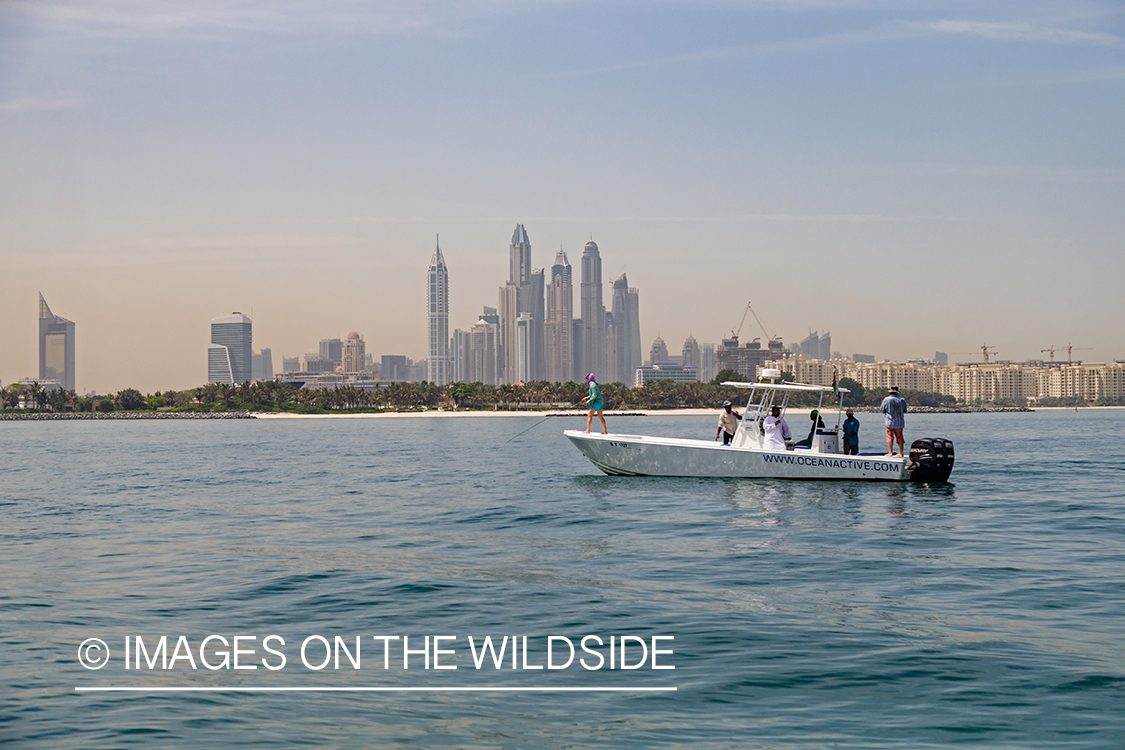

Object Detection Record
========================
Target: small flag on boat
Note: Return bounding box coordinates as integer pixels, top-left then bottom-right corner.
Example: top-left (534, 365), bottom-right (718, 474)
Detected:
top-left (832, 369), bottom-right (838, 394)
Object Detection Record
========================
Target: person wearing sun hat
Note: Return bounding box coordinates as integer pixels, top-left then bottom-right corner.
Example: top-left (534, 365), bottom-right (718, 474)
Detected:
top-left (880, 386), bottom-right (908, 457)
top-left (715, 400), bottom-right (742, 445)
top-left (580, 373), bottom-right (607, 434)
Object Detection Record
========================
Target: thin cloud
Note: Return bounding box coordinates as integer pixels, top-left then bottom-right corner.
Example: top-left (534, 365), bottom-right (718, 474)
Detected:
top-left (3, 0), bottom-right (553, 41)
top-left (556, 22), bottom-right (927, 77)
top-left (0, 97), bottom-right (82, 112)
top-left (888, 161), bottom-right (1125, 184)
top-left (551, 16), bottom-right (1125, 81)
top-left (921, 19), bottom-right (1125, 48)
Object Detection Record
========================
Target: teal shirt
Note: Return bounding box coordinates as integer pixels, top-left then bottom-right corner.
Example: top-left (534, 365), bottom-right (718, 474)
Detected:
top-left (587, 382), bottom-right (604, 410)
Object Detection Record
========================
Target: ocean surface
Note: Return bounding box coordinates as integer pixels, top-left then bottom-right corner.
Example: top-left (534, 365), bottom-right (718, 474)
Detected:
top-left (2, 410), bottom-right (1123, 749)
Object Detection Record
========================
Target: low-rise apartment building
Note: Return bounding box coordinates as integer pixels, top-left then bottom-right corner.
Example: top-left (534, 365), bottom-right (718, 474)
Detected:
top-left (764, 355), bottom-right (1125, 403)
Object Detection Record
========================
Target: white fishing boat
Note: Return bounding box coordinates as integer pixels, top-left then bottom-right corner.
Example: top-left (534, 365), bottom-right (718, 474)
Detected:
top-left (564, 371), bottom-right (954, 482)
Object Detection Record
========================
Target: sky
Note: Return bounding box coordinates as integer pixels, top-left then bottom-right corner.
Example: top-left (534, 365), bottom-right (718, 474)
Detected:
top-left (1, 0), bottom-right (1123, 394)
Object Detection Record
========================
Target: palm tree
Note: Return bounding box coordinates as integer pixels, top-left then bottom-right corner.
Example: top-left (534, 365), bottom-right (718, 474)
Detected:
top-left (28, 381), bottom-right (43, 410)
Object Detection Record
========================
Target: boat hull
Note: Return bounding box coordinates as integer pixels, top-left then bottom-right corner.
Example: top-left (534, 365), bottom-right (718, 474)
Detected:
top-left (564, 430), bottom-right (912, 481)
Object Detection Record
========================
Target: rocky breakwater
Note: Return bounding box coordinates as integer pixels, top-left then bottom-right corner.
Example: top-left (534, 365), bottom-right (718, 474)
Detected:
top-left (0, 411), bottom-right (256, 421)
top-left (848, 406), bottom-right (1033, 414)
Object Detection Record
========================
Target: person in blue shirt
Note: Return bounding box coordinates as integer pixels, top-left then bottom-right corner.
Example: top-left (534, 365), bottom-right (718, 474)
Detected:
top-left (880, 386), bottom-right (908, 456)
top-left (842, 409), bottom-right (860, 455)
top-left (581, 373), bottom-right (607, 434)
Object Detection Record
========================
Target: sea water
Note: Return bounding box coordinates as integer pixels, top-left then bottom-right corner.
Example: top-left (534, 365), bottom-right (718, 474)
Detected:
top-left (2, 410), bottom-right (1123, 748)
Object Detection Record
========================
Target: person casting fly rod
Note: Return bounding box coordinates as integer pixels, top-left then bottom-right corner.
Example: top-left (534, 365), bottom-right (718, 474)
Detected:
top-left (581, 373), bottom-right (607, 434)
top-left (506, 398), bottom-right (580, 442)
top-left (507, 374), bottom-right (606, 442)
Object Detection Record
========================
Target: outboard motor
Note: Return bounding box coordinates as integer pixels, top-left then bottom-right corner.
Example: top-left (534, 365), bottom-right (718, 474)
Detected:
top-left (908, 438), bottom-right (955, 482)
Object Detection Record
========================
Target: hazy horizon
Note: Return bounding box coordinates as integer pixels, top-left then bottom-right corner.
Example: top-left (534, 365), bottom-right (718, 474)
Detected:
top-left (3, 1), bottom-right (1123, 394)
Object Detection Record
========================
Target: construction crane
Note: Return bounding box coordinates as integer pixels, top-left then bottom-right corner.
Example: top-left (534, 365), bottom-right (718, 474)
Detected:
top-left (1041, 344), bottom-right (1091, 363)
top-left (729, 301), bottom-right (780, 347)
top-left (1063, 343), bottom-right (1092, 364)
top-left (729, 302), bottom-right (752, 344)
top-left (951, 344), bottom-right (999, 363)
top-left (747, 301), bottom-right (779, 346)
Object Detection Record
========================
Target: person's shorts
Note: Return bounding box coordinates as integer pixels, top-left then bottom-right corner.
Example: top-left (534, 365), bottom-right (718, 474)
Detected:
top-left (589, 400), bottom-right (604, 411)
top-left (722, 431), bottom-right (735, 445)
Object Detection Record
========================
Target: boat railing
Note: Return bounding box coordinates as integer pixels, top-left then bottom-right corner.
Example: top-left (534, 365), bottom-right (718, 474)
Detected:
top-left (730, 379), bottom-right (850, 453)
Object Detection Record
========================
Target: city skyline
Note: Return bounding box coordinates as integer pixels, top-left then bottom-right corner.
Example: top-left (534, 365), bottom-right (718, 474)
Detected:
top-left (2, 1), bottom-right (1123, 393)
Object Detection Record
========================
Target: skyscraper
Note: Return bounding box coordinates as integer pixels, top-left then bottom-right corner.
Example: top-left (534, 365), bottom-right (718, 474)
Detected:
top-left (650, 336), bottom-right (669, 364)
top-left (209, 313), bottom-right (252, 384)
top-left (510, 224), bottom-right (532, 287)
top-left (499, 224), bottom-right (544, 383)
top-left (428, 237), bottom-right (450, 385)
top-left (579, 240), bottom-right (605, 379)
top-left (342, 332), bottom-right (365, 373)
top-left (545, 248), bottom-right (574, 383)
top-left (700, 343), bottom-right (717, 382)
top-left (498, 282), bottom-right (519, 383)
top-left (682, 336), bottom-right (700, 371)
top-left (382, 355), bottom-right (409, 381)
top-left (38, 293), bottom-right (75, 391)
top-left (251, 348), bottom-right (274, 381)
top-left (528, 268), bottom-right (545, 380)
top-left (452, 328), bottom-right (468, 383)
top-left (610, 273), bottom-right (641, 384)
top-left (515, 313), bottom-right (534, 383)
top-left (319, 338), bottom-right (343, 369)
top-left (468, 307), bottom-right (501, 385)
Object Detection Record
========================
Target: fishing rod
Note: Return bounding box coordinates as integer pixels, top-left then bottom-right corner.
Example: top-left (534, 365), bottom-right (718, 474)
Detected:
top-left (507, 403), bottom-right (579, 442)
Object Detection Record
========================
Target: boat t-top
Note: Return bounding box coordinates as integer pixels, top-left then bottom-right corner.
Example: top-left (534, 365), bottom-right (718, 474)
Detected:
top-left (565, 370), bottom-right (954, 482)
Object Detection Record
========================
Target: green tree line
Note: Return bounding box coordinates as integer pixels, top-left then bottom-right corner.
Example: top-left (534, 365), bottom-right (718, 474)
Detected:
top-left (5, 375), bottom-right (1115, 414)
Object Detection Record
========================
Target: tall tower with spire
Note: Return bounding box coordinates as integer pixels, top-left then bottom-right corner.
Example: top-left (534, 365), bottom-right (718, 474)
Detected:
top-left (499, 224), bottom-right (545, 382)
top-left (579, 239), bottom-right (605, 379)
top-left (38, 292), bottom-right (76, 392)
top-left (509, 224), bottom-right (532, 287)
top-left (428, 236), bottom-right (450, 385)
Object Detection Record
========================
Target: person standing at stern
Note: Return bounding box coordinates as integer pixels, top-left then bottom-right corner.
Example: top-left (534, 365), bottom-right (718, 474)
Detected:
top-left (843, 409), bottom-right (860, 455)
top-left (581, 373), bottom-right (607, 435)
top-left (880, 387), bottom-right (908, 457)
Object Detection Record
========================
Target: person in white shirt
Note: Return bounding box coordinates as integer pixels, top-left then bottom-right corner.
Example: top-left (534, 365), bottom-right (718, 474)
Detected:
top-left (763, 405), bottom-right (791, 451)
top-left (715, 400), bottom-right (742, 445)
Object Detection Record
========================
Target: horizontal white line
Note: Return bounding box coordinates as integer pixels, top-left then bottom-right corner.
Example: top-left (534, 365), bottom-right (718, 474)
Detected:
top-left (76, 686), bottom-right (675, 693)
